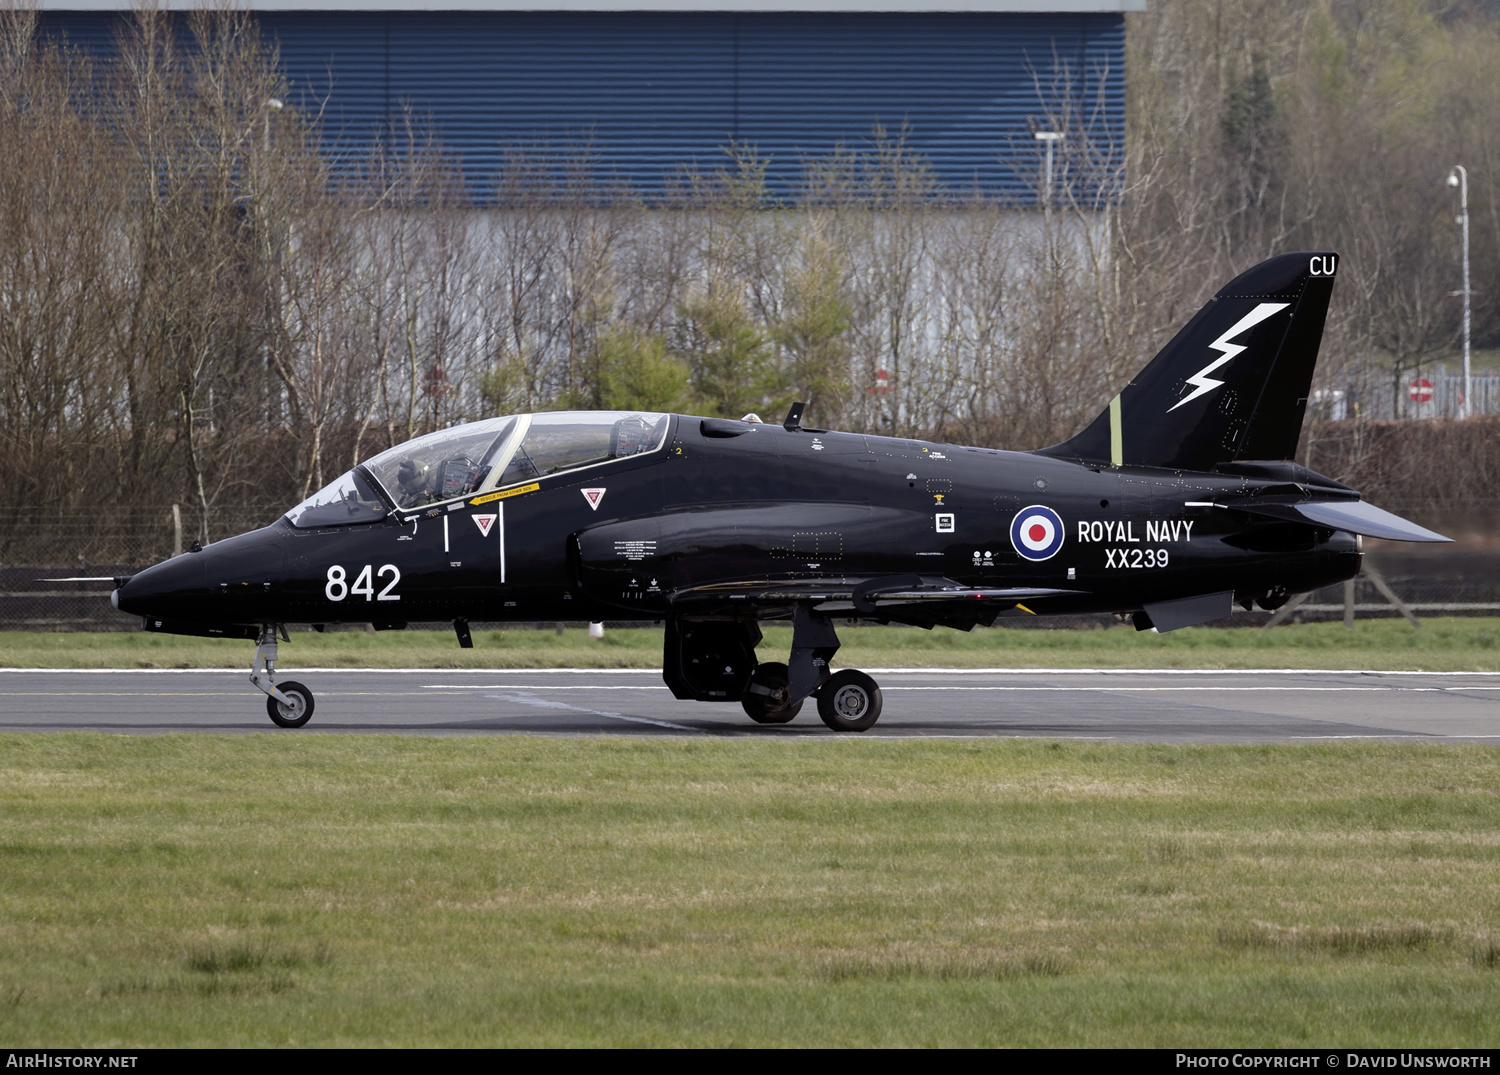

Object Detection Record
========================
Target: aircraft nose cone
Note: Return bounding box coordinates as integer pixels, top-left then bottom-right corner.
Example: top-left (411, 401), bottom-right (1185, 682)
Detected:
top-left (113, 549), bottom-right (209, 619)
top-left (114, 525), bottom-right (287, 623)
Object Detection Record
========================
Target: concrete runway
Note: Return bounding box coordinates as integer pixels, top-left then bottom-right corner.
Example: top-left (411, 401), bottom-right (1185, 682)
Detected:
top-left (3, 667), bottom-right (1500, 741)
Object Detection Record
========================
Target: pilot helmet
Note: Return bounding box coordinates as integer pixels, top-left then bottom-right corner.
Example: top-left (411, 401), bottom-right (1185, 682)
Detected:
top-left (397, 458), bottom-right (430, 491)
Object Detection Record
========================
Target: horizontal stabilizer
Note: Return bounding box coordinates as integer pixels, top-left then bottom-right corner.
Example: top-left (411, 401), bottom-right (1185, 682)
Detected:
top-left (1291, 500), bottom-right (1450, 542)
top-left (1201, 499), bottom-right (1451, 542)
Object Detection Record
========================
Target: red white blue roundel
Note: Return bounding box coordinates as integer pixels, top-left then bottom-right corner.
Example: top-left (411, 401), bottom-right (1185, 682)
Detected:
top-left (1011, 505), bottom-right (1065, 562)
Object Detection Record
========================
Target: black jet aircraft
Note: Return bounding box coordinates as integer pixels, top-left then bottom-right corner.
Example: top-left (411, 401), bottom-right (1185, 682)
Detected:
top-left (99, 251), bottom-right (1448, 731)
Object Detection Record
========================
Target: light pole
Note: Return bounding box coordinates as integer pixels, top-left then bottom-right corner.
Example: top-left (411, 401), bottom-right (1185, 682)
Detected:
top-left (260, 97), bottom-right (284, 429)
top-left (1035, 130), bottom-right (1064, 211)
top-left (1447, 165), bottom-right (1471, 418)
top-left (264, 97), bottom-right (283, 154)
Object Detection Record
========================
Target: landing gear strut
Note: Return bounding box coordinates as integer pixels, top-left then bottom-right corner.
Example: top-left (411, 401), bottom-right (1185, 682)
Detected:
top-left (783, 606), bottom-right (884, 733)
top-left (249, 624), bottom-right (315, 728)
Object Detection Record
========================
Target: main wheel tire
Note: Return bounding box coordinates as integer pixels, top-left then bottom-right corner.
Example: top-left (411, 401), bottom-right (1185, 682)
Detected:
top-left (741, 661), bottom-right (803, 725)
top-left (816, 669), bottom-right (882, 732)
top-left (267, 680), bottom-right (315, 728)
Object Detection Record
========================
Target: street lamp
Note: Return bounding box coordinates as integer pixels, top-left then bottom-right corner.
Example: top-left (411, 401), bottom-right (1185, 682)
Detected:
top-left (1034, 130), bottom-right (1064, 210)
top-left (264, 97), bottom-right (283, 154)
top-left (1447, 166), bottom-right (1471, 418)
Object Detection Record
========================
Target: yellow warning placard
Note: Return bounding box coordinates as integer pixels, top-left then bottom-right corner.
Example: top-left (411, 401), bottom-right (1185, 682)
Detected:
top-left (470, 483), bottom-right (539, 506)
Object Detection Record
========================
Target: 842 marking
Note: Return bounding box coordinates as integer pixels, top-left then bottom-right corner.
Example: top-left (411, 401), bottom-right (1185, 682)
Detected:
top-left (326, 564), bottom-right (401, 602)
top-left (1105, 548), bottom-right (1169, 569)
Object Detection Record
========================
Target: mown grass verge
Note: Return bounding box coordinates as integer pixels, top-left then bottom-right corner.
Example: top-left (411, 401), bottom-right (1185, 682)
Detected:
top-left (1, 734), bottom-right (1498, 1046)
top-left (3, 616), bottom-right (1500, 670)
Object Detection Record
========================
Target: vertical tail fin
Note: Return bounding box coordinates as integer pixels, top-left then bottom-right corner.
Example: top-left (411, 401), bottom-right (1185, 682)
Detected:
top-left (1038, 251), bottom-right (1338, 470)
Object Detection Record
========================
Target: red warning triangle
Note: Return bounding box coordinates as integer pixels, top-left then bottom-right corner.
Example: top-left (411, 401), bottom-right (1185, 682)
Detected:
top-left (581, 488), bottom-right (606, 511)
top-left (472, 513), bottom-right (496, 537)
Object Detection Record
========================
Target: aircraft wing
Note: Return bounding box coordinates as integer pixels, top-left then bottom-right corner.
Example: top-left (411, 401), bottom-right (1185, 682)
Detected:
top-left (1193, 498), bottom-right (1450, 542)
top-left (669, 577), bottom-right (1080, 612)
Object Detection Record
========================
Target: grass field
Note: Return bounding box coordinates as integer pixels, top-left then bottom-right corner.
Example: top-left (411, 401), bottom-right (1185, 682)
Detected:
top-left (3, 616), bottom-right (1500, 671)
top-left (1, 735), bottom-right (1498, 1046)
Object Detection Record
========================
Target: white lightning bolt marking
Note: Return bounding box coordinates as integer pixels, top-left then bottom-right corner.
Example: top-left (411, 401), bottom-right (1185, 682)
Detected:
top-left (1167, 302), bottom-right (1290, 413)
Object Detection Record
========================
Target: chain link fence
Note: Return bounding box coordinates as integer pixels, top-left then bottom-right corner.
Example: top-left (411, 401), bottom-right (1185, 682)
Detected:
top-left (0, 504), bottom-right (282, 569)
top-left (1, 502), bottom-right (274, 631)
top-left (1314, 364), bottom-right (1500, 421)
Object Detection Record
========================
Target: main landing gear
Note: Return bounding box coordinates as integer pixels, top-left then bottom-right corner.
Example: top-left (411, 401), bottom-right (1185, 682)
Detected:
top-left (664, 609), bottom-right (884, 732)
top-left (739, 662), bottom-right (883, 731)
top-left (814, 669), bottom-right (882, 732)
top-left (249, 624), bottom-right (315, 728)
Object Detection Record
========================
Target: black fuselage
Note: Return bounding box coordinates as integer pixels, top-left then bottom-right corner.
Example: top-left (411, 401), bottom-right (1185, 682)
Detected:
top-left (115, 415), bottom-right (1360, 632)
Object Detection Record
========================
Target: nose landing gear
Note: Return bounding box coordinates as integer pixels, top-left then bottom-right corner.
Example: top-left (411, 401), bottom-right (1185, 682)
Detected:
top-left (249, 624), bottom-right (315, 728)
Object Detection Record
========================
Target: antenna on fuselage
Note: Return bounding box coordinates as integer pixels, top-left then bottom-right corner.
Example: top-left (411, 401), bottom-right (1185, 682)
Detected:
top-left (783, 401), bottom-right (806, 432)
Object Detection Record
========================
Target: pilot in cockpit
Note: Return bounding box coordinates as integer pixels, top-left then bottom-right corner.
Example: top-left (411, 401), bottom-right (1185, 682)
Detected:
top-left (395, 458), bottom-right (431, 507)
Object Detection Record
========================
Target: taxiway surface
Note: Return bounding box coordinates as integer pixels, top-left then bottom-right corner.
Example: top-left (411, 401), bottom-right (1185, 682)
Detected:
top-left (3, 667), bottom-right (1500, 741)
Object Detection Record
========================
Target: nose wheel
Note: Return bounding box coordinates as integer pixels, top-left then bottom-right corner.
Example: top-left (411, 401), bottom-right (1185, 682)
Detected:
top-left (266, 681), bottom-right (315, 728)
top-left (249, 625), bottom-right (315, 728)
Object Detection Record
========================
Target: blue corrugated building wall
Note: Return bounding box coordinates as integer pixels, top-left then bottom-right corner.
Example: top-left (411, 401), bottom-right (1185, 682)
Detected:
top-left (40, 7), bottom-right (1125, 199)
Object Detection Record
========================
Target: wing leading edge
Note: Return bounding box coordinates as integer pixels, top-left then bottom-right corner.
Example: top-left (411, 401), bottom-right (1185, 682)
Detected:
top-left (669, 577), bottom-right (1080, 612)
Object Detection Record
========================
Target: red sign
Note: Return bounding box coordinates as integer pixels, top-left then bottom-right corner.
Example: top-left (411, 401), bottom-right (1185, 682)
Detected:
top-left (1409, 378), bottom-right (1434, 403)
top-left (867, 369), bottom-right (891, 396)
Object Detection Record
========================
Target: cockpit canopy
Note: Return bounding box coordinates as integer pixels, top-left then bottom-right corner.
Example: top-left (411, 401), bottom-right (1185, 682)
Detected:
top-left (285, 411), bottom-right (671, 529)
